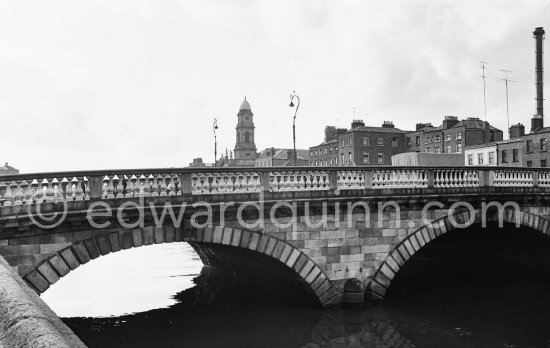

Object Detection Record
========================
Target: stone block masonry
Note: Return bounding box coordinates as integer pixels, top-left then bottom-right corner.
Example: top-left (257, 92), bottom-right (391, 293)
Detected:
top-left (0, 254), bottom-right (85, 347)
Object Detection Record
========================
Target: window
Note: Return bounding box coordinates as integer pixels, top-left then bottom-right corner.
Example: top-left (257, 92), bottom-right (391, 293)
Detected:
top-left (315, 160), bottom-right (318, 166)
top-left (341, 153), bottom-right (344, 164)
top-left (445, 134), bottom-right (451, 141)
top-left (330, 158), bottom-right (333, 166)
top-left (392, 137), bottom-right (397, 147)
top-left (335, 157), bottom-right (338, 165)
top-left (456, 143), bottom-right (463, 152)
top-left (329, 147), bottom-right (332, 154)
top-left (513, 149), bottom-right (519, 162)
top-left (378, 138), bottom-right (383, 146)
top-left (309, 151), bottom-right (313, 157)
top-left (527, 140), bottom-right (533, 153)
top-left (341, 140), bottom-right (345, 148)
top-left (502, 150), bottom-right (508, 163)
top-left (363, 152), bottom-right (369, 164)
top-left (435, 147), bottom-right (441, 153)
top-left (347, 138), bottom-right (352, 147)
top-left (435, 135), bottom-right (441, 143)
top-left (456, 132), bottom-right (463, 140)
top-left (324, 149), bottom-right (327, 155)
top-left (542, 159), bottom-right (547, 167)
top-left (446, 145), bottom-right (451, 153)
top-left (425, 136), bottom-right (431, 144)
top-left (363, 137), bottom-right (369, 146)
top-left (541, 138), bottom-right (547, 151)
top-left (527, 160), bottom-right (533, 167)
top-left (406, 137), bottom-right (411, 147)
top-left (467, 154), bottom-right (473, 165)
top-left (325, 159), bottom-right (328, 166)
top-left (415, 136), bottom-right (420, 146)
top-left (426, 147), bottom-right (431, 153)
top-left (377, 153), bottom-right (383, 164)
top-left (489, 152), bottom-right (495, 164)
top-left (314, 150), bottom-right (318, 156)
top-left (335, 146), bottom-right (338, 152)
top-left (348, 152), bottom-right (352, 164)
top-left (478, 153), bottom-right (484, 165)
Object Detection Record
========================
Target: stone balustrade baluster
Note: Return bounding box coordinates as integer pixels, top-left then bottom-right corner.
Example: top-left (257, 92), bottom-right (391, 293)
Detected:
top-left (51, 178), bottom-right (63, 203)
top-left (22, 180), bottom-right (33, 204)
top-left (150, 175), bottom-right (160, 197)
top-left (13, 181), bottom-right (23, 205)
top-left (44, 179), bottom-right (55, 203)
top-left (108, 176), bottom-right (117, 199)
top-left (3, 182), bottom-right (14, 206)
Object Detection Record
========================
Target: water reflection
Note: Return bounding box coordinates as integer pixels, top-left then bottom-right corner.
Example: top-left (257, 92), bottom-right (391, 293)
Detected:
top-left (42, 243), bottom-right (203, 317)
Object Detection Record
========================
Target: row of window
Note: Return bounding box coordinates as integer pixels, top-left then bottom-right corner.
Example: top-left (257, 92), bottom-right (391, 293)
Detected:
top-left (467, 152), bottom-right (496, 165)
top-left (311, 137), bottom-right (398, 157)
top-left (406, 132), bottom-right (463, 147)
top-left (310, 152), bottom-right (386, 165)
top-left (526, 139), bottom-right (547, 153)
top-left (361, 137), bottom-right (398, 147)
top-left (362, 152), bottom-right (384, 164)
top-left (501, 149), bottom-right (520, 163)
top-left (425, 143), bottom-right (463, 153)
top-left (526, 160), bottom-right (547, 167)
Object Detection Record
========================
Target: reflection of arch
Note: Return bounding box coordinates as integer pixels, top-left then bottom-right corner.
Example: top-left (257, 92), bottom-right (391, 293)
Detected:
top-left (367, 209), bottom-right (550, 301)
top-left (244, 131), bottom-right (250, 144)
top-left (26, 226), bottom-right (340, 307)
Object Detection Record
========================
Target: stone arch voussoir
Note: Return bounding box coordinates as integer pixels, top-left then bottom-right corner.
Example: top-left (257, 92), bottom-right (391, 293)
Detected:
top-left (367, 208), bottom-right (550, 302)
top-left (24, 225), bottom-right (341, 308)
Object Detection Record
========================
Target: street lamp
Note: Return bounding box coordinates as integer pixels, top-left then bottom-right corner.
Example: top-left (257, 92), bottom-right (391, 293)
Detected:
top-left (213, 118), bottom-right (219, 167)
top-left (289, 91), bottom-right (300, 166)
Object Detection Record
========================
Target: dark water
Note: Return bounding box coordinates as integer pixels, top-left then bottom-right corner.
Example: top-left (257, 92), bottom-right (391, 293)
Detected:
top-left (46, 225), bottom-right (550, 347)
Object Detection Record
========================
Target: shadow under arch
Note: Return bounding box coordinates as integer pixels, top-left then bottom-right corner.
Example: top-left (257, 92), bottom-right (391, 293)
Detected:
top-left (367, 207), bottom-right (550, 301)
top-left (23, 225), bottom-right (341, 308)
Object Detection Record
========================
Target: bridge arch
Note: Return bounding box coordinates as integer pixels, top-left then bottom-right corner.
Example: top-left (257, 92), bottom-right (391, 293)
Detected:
top-left (367, 208), bottom-right (550, 301)
top-left (22, 225), bottom-right (341, 308)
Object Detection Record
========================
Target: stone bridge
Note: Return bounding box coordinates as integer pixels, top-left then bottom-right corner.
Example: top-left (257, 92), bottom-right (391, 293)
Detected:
top-left (1, 166), bottom-right (550, 309)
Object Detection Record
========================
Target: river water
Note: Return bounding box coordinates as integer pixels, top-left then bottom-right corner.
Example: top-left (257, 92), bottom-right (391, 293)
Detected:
top-left (42, 226), bottom-right (550, 347)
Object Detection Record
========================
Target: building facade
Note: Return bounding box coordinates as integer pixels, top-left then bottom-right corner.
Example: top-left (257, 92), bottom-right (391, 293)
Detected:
top-left (405, 116), bottom-right (503, 155)
top-left (255, 148), bottom-right (309, 167)
top-left (0, 163), bottom-right (19, 176)
top-left (309, 116), bottom-right (502, 167)
top-left (464, 144), bottom-right (498, 166)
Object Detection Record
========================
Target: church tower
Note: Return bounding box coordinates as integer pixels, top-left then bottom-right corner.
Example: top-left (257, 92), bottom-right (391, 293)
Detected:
top-left (233, 97), bottom-right (257, 166)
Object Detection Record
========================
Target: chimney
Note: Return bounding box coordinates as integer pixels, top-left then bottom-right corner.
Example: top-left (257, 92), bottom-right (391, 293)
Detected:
top-left (324, 126), bottom-right (337, 142)
top-left (351, 119), bottom-right (365, 129)
top-left (382, 121), bottom-right (394, 128)
top-left (442, 116), bottom-right (459, 129)
top-left (416, 123), bottom-right (433, 130)
top-left (336, 128), bottom-right (347, 136)
top-left (534, 27), bottom-right (545, 122)
top-left (531, 114), bottom-right (543, 132)
top-left (509, 123), bottom-right (525, 138)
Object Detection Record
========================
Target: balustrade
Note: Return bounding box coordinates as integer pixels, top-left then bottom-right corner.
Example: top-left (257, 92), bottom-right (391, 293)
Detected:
top-left (492, 170), bottom-right (533, 187)
top-left (434, 169), bottom-right (479, 188)
top-left (370, 169), bottom-right (429, 188)
top-left (0, 167), bottom-right (547, 206)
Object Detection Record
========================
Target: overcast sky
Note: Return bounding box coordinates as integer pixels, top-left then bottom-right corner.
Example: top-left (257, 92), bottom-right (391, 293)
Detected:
top-left (1, 0), bottom-right (549, 173)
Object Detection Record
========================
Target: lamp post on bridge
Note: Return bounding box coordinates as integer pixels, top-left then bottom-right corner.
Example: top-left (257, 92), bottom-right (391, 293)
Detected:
top-left (213, 118), bottom-right (219, 167)
top-left (289, 91), bottom-right (300, 166)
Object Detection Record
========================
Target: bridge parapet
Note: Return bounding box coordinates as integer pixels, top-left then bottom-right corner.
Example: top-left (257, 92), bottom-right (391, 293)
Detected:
top-left (0, 166), bottom-right (549, 206)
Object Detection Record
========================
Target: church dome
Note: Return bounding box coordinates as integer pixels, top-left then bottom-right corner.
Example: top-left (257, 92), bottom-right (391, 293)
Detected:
top-left (239, 97), bottom-right (251, 111)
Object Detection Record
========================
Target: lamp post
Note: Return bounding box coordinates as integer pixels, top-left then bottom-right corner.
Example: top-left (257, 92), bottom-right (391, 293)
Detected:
top-left (213, 118), bottom-right (219, 167)
top-left (289, 91), bottom-right (300, 166)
